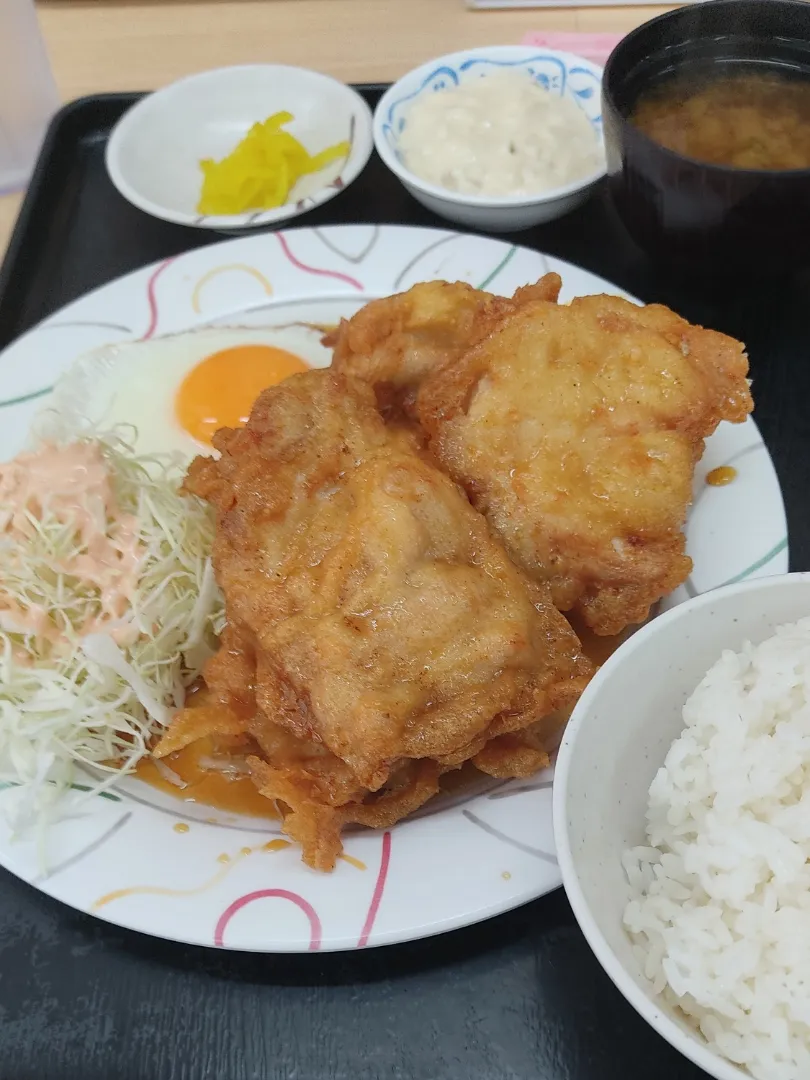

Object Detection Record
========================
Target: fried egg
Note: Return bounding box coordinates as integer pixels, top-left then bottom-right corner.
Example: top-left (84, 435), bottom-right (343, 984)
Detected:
top-left (40, 324), bottom-right (331, 458)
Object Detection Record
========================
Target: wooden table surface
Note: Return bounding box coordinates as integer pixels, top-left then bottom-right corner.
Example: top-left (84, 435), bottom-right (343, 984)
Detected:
top-left (0, 0), bottom-right (671, 255)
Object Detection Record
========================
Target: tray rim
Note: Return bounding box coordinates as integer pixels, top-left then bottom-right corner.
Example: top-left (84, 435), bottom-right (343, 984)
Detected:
top-left (0, 94), bottom-right (143, 314)
top-left (0, 84), bottom-right (391, 339)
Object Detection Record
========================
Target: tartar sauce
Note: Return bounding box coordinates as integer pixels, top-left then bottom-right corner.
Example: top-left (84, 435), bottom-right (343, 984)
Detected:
top-left (399, 69), bottom-right (603, 198)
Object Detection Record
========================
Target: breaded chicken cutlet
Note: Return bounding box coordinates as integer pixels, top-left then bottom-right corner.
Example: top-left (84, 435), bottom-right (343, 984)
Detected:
top-left (329, 278), bottom-right (753, 636)
top-left (416, 292), bottom-right (753, 634)
top-left (155, 368), bottom-right (591, 870)
top-left (330, 274), bottom-right (562, 423)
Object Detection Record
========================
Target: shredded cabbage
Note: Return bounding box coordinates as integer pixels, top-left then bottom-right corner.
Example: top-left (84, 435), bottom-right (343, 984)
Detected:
top-left (0, 435), bottom-right (224, 833)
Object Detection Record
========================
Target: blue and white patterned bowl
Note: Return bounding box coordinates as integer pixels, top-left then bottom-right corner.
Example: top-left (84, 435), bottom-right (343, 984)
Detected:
top-left (373, 46), bottom-right (606, 233)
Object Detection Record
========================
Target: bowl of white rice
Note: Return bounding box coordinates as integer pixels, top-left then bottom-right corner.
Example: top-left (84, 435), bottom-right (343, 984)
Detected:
top-left (554, 572), bottom-right (810, 1080)
top-left (372, 46), bottom-right (606, 232)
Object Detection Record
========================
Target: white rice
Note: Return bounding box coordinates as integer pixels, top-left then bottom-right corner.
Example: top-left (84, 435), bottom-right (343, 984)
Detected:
top-left (623, 617), bottom-right (810, 1080)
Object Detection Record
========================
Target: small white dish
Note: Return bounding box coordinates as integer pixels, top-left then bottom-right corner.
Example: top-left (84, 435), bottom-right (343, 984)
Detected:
top-left (373, 46), bottom-right (606, 233)
top-left (106, 65), bottom-right (374, 231)
top-left (554, 572), bottom-right (810, 1080)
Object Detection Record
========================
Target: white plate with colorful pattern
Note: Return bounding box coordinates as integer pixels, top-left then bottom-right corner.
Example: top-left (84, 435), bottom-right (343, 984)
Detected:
top-left (0, 224), bottom-right (788, 953)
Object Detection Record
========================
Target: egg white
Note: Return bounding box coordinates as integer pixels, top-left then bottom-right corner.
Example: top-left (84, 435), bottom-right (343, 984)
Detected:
top-left (37, 324), bottom-right (332, 459)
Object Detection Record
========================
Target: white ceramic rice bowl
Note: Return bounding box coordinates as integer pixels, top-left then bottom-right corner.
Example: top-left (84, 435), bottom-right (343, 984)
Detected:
top-left (554, 572), bottom-right (810, 1080)
top-left (373, 45), bottom-right (606, 232)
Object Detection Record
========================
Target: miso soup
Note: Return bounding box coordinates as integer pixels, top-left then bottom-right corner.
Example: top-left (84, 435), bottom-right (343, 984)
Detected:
top-left (630, 66), bottom-right (810, 170)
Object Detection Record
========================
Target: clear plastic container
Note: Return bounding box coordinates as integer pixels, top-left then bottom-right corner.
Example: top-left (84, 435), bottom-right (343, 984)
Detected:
top-left (0, 0), bottom-right (60, 193)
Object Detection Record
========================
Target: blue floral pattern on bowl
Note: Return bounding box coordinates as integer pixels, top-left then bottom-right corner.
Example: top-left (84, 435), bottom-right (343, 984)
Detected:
top-left (382, 53), bottom-right (603, 163)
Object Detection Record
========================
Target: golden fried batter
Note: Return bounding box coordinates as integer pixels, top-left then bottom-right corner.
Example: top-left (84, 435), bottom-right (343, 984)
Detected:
top-left (416, 293), bottom-right (752, 635)
top-left (157, 369), bottom-right (590, 869)
top-left (330, 275), bottom-right (561, 421)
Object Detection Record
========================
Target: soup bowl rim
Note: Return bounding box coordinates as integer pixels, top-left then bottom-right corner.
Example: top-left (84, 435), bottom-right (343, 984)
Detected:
top-left (602, 0), bottom-right (810, 180)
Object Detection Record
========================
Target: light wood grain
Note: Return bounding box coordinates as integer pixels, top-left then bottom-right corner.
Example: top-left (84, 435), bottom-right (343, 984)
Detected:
top-left (37, 0), bottom-right (669, 97)
top-left (0, 0), bottom-right (671, 255)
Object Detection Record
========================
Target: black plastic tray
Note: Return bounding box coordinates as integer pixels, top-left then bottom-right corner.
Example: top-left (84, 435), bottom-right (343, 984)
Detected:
top-left (0, 87), bottom-right (808, 1080)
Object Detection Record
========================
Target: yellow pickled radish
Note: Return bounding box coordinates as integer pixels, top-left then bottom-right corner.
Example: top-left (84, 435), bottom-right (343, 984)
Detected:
top-left (197, 111), bottom-right (350, 215)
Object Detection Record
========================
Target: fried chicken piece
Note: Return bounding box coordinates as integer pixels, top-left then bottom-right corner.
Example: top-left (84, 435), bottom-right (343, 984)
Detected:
top-left (330, 275), bottom-right (561, 422)
top-left (416, 293), bottom-right (753, 636)
top-left (159, 368), bottom-right (591, 870)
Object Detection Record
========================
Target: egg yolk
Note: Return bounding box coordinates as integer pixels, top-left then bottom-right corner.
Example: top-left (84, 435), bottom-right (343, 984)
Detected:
top-left (175, 344), bottom-right (309, 445)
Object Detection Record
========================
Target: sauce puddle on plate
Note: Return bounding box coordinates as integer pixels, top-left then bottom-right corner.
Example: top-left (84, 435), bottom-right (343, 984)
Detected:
top-left (706, 465), bottom-right (737, 487)
top-left (136, 735), bottom-right (278, 819)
